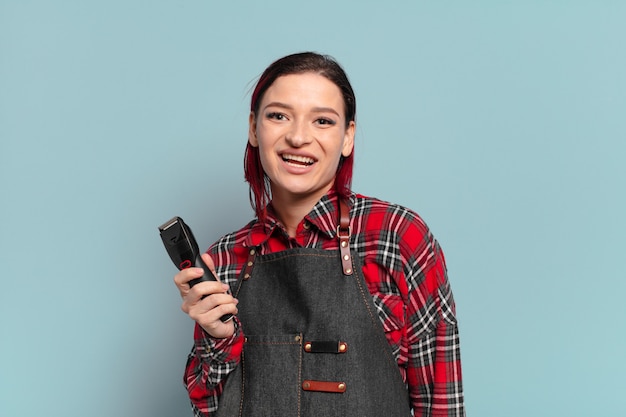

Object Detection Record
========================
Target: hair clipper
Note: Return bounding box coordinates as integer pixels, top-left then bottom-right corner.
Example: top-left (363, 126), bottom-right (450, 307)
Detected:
top-left (158, 216), bottom-right (234, 322)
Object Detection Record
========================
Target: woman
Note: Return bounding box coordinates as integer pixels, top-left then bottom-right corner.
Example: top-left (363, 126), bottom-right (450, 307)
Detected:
top-left (174, 52), bottom-right (465, 417)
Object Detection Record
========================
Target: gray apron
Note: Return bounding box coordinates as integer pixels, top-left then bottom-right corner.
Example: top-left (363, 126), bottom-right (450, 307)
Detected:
top-left (216, 208), bottom-right (411, 416)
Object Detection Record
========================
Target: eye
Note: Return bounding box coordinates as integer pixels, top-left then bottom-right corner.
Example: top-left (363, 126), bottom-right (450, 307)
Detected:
top-left (315, 118), bottom-right (336, 126)
top-left (266, 112), bottom-right (287, 121)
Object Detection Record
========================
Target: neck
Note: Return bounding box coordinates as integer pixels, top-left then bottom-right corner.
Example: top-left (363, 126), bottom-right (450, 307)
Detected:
top-left (270, 187), bottom-right (332, 238)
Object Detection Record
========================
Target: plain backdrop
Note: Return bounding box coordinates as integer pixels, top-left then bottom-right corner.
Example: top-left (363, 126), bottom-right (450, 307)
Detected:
top-left (1, 1), bottom-right (625, 416)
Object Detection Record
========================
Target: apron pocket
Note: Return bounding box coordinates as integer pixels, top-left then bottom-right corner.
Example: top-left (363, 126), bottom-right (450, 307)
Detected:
top-left (241, 334), bottom-right (303, 415)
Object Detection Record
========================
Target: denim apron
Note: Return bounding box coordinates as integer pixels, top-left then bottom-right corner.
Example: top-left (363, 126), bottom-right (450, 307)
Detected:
top-left (216, 203), bottom-right (411, 417)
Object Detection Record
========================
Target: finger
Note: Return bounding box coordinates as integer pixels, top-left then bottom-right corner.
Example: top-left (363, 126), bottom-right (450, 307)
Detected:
top-left (191, 298), bottom-right (239, 330)
top-left (188, 280), bottom-right (229, 299)
top-left (198, 291), bottom-right (238, 310)
top-left (174, 267), bottom-right (205, 289)
top-left (200, 253), bottom-right (219, 279)
top-left (187, 291), bottom-right (237, 317)
top-left (197, 311), bottom-right (238, 339)
top-left (181, 281), bottom-right (231, 313)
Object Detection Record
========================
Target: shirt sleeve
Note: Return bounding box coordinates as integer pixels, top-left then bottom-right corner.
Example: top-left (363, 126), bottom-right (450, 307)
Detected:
top-left (184, 319), bottom-right (244, 417)
top-left (403, 233), bottom-right (465, 416)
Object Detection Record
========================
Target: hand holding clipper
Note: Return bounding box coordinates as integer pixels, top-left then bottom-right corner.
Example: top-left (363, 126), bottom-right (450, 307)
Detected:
top-left (159, 216), bottom-right (234, 323)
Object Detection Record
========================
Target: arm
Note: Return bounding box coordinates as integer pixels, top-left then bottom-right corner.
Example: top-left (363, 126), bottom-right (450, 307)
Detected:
top-left (403, 233), bottom-right (465, 416)
top-left (184, 322), bottom-right (244, 416)
top-left (350, 195), bottom-right (465, 415)
top-left (174, 253), bottom-right (244, 416)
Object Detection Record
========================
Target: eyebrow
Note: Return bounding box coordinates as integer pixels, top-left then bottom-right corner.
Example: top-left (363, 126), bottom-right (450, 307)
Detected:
top-left (262, 102), bottom-right (340, 117)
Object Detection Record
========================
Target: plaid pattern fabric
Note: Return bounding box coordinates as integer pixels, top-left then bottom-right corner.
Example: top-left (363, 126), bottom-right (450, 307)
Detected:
top-left (184, 190), bottom-right (465, 416)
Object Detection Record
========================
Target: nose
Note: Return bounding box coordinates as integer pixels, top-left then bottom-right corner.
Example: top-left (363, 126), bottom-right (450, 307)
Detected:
top-left (285, 119), bottom-right (312, 148)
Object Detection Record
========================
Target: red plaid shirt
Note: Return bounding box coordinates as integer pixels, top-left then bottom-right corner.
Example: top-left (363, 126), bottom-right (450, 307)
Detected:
top-left (184, 191), bottom-right (465, 416)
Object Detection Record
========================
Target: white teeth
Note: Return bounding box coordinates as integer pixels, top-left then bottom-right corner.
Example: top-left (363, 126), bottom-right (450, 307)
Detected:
top-left (282, 154), bottom-right (315, 165)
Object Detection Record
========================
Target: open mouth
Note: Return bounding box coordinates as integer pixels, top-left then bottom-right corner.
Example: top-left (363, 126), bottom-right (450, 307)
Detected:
top-left (281, 154), bottom-right (315, 166)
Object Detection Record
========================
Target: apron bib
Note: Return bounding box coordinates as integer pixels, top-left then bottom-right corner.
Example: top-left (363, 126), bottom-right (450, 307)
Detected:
top-left (215, 246), bottom-right (411, 417)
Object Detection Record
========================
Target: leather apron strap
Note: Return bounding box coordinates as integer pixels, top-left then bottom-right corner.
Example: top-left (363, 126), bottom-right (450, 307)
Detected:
top-left (338, 198), bottom-right (353, 276)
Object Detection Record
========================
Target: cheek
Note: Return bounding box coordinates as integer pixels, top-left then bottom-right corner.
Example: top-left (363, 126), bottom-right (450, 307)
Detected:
top-left (328, 136), bottom-right (348, 159)
top-left (255, 137), bottom-right (276, 171)
top-left (254, 125), bottom-right (274, 149)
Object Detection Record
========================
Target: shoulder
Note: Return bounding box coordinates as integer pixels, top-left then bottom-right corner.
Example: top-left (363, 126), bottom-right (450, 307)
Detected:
top-left (350, 193), bottom-right (441, 272)
top-left (351, 193), bottom-right (449, 297)
top-left (351, 193), bottom-right (430, 238)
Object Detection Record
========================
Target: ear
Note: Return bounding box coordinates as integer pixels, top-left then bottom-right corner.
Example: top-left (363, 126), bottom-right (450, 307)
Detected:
top-left (341, 120), bottom-right (355, 157)
top-left (248, 112), bottom-right (259, 147)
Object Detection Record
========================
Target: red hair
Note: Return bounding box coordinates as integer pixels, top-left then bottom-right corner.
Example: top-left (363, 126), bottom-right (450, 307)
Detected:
top-left (244, 52), bottom-right (356, 219)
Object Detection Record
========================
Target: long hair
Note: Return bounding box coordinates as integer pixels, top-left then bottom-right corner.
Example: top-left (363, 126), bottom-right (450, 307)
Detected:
top-left (244, 52), bottom-right (356, 219)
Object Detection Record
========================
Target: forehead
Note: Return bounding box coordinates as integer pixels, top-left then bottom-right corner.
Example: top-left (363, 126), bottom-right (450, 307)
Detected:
top-left (261, 73), bottom-right (344, 109)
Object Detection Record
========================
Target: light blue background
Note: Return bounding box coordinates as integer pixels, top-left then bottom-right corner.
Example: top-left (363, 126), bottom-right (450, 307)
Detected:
top-left (1, 1), bottom-right (625, 416)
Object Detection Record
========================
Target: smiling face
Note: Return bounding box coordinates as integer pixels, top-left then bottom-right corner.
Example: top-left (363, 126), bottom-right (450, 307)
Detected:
top-left (248, 72), bottom-right (355, 206)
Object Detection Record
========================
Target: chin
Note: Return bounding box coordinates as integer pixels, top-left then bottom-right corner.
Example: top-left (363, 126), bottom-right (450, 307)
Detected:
top-left (275, 182), bottom-right (329, 199)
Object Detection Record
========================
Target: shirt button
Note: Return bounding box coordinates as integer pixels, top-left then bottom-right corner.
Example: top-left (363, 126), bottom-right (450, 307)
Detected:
top-left (302, 221), bottom-right (310, 230)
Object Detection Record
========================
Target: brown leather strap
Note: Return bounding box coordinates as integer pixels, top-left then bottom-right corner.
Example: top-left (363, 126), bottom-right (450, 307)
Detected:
top-left (233, 247), bottom-right (257, 296)
top-left (242, 247), bottom-right (256, 280)
top-left (337, 199), bottom-right (353, 275)
top-left (302, 380), bottom-right (347, 393)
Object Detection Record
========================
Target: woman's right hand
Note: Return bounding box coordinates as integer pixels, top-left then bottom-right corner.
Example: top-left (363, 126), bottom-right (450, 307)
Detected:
top-left (174, 253), bottom-right (238, 339)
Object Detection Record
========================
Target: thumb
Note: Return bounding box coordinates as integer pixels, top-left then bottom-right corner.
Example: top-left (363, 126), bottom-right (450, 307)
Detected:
top-left (200, 253), bottom-right (219, 279)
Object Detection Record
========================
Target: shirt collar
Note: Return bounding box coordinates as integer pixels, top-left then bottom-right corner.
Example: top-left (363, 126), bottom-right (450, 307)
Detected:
top-left (244, 190), bottom-right (353, 247)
